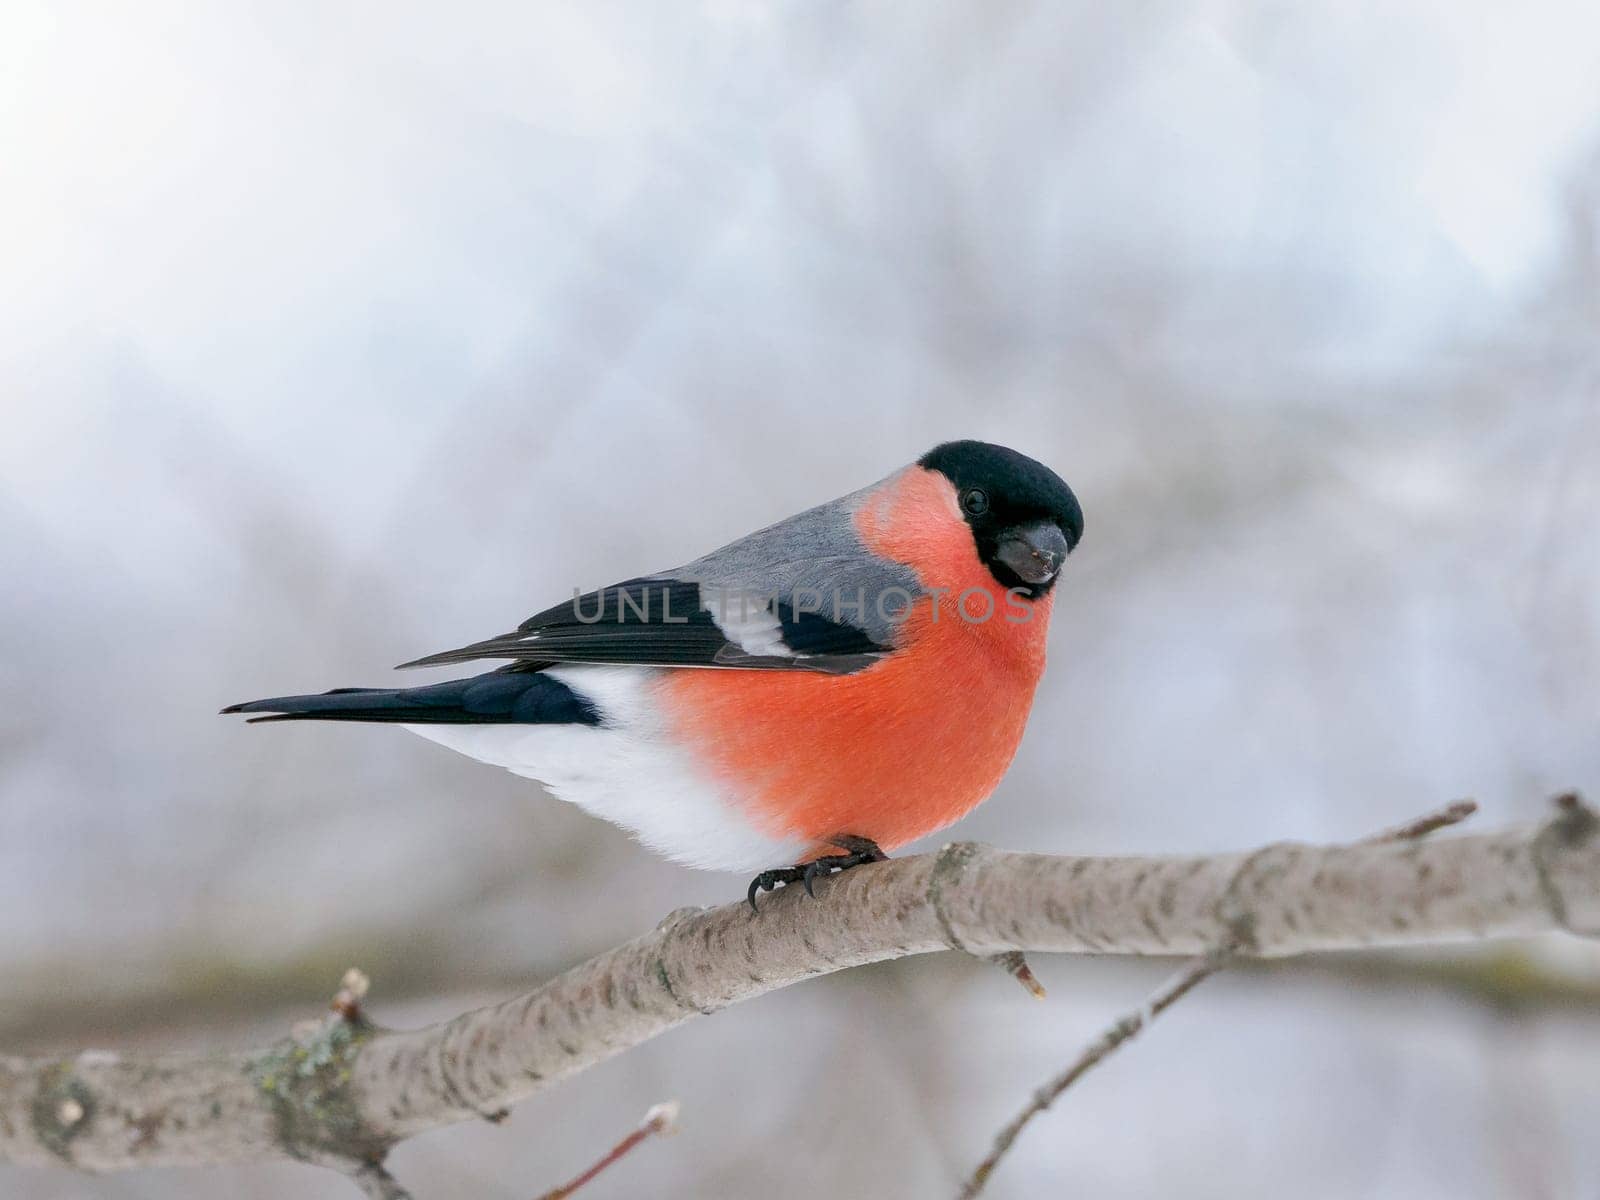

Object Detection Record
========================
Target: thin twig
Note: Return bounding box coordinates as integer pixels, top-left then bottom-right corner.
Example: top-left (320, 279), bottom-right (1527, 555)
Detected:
top-left (534, 1101), bottom-right (680, 1200)
top-left (986, 951), bottom-right (1048, 999)
top-left (1363, 798), bottom-right (1478, 843)
top-left (956, 942), bottom-right (1233, 1198)
top-left (349, 1161), bottom-right (414, 1200)
top-left (332, 967), bottom-right (372, 1023)
top-left (957, 799), bottom-right (1484, 1197)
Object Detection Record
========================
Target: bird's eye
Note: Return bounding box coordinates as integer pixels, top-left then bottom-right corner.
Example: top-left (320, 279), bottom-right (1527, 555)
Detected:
top-left (961, 487), bottom-right (989, 517)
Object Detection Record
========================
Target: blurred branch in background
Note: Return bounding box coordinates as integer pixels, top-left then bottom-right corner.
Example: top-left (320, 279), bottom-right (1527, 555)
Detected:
top-left (1, 795), bottom-right (1594, 1197)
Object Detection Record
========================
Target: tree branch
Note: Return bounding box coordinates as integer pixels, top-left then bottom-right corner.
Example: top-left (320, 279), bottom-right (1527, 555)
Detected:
top-left (956, 797), bottom-right (1483, 1197)
top-left (958, 946), bottom-right (1233, 1199)
top-left (1, 797), bottom-right (1595, 1193)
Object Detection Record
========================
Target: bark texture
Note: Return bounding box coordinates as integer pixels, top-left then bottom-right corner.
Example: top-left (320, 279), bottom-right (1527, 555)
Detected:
top-left (2, 800), bottom-right (1595, 1182)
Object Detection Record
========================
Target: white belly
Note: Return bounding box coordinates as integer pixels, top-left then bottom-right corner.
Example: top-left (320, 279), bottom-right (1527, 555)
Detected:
top-left (403, 665), bottom-right (804, 872)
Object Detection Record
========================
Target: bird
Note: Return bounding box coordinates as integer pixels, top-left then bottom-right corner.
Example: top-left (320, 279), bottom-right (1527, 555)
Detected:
top-left (223, 440), bottom-right (1083, 907)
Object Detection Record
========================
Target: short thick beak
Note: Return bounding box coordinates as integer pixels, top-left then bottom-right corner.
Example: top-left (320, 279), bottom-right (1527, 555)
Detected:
top-left (995, 520), bottom-right (1070, 585)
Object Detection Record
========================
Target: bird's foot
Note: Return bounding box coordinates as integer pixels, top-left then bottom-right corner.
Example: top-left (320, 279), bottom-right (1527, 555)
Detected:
top-left (747, 835), bottom-right (887, 911)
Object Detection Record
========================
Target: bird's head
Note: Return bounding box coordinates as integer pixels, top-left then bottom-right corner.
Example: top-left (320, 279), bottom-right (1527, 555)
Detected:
top-left (918, 440), bottom-right (1083, 598)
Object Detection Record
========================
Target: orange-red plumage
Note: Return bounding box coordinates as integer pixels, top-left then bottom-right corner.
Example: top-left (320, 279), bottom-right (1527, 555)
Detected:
top-left (660, 466), bottom-right (1052, 855)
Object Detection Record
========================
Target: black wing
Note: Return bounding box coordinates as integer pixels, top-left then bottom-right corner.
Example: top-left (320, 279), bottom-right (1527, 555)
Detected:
top-left (397, 577), bottom-right (890, 674)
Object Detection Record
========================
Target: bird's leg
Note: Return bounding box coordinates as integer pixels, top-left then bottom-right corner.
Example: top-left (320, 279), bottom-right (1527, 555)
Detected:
top-left (747, 835), bottom-right (887, 911)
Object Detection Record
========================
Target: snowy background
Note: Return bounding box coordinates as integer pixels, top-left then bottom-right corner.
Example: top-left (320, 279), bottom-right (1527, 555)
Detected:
top-left (3, 2), bottom-right (1598, 1196)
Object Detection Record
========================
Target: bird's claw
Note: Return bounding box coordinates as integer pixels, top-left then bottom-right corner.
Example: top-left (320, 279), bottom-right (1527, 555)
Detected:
top-left (802, 859), bottom-right (827, 898)
top-left (747, 867), bottom-right (805, 912)
top-left (746, 836), bottom-right (887, 912)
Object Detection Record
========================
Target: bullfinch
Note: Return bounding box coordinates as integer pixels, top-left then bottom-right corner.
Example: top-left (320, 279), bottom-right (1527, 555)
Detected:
top-left (224, 440), bottom-right (1083, 906)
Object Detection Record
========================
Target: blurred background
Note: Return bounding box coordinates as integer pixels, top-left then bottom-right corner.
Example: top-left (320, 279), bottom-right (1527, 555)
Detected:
top-left (3, 2), bottom-right (1599, 1196)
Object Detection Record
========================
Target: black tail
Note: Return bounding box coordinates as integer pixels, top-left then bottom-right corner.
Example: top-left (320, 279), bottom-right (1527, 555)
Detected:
top-left (221, 668), bottom-right (603, 726)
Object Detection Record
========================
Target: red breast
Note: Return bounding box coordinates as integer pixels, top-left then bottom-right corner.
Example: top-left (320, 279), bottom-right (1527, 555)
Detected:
top-left (658, 465), bottom-right (1053, 855)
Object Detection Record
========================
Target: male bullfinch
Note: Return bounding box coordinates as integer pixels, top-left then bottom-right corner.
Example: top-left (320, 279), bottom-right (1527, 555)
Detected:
top-left (224, 440), bottom-right (1083, 906)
